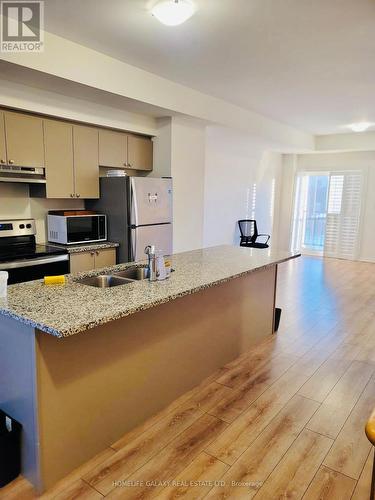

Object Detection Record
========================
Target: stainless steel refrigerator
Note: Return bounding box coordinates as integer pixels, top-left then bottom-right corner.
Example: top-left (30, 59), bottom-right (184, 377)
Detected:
top-left (87, 176), bottom-right (173, 263)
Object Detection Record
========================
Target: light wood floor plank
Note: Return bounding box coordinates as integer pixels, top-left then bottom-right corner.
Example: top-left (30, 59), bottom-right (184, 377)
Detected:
top-left (190, 382), bottom-right (235, 414)
top-left (289, 335), bottom-right (344, 378)
top-left (208, 353), bottom-right (299, 423)
top-left (205, 366), bottom-right (311, 465)
top-left (158, 452), bottom-right (229, 500)
top-left (302, 465), bottom-right (356, 500)
top-left (323, 374), bottom-right (375, 479)
top-left (306, 360), bottom-right (374, 439)
top-left (83, 400), bottom-right (204, 495)
top-left (53, 479), bottom-right (102, 500)
top-left (298, 357), bottom-right (352, 403)
top-left (105, 414), bottom-right (227, 498)
top-left (206, 395), bottom-right (320, 499)
top-left (253, 429), bottom-right (333, 500)
top-left (351, 448), bottom-right (374, 500)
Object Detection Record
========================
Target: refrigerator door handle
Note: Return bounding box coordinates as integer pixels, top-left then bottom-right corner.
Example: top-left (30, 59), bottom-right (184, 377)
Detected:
top-left (131, 230), bottom-right (136, 261)
top-left (130, 178), bottom-right (138, 226)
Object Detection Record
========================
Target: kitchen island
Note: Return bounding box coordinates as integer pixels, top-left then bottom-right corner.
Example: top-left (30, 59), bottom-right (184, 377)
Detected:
top-left (0, 245), bottom-right (299, 492)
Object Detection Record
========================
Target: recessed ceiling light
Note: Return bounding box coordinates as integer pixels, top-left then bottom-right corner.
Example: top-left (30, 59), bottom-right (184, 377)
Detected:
top-left (151, 0), bottom-right (195, 26)
top-left (347, 122), bottom-right (373, 132)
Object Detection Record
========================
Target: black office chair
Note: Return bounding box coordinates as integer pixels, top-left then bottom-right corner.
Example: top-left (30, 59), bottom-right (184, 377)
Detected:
top-left (238, 219), bottom-right (270, 249)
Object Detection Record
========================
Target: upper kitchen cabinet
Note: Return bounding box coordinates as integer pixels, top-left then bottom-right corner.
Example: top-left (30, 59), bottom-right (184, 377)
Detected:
top-left (127, 134), bottom-right (153, 171)
top-left (4, 111), bottom-right (45, 167)
top-left (99, 129), bottom-right (127, 168)
top-left (44, 120), bottom-right (75, 199)
top-left (98, 130), bottom-right (153, 171)
top-left (0, 112), bottom-right (6, 165)
top-left (73, 125), bottom-right (99, 199)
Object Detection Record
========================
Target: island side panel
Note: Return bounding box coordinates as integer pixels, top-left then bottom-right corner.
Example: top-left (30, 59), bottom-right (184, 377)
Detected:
top-left (0, 315), bottom-right (41, 491)
top-left (35, 266), bottom-right (276, 490)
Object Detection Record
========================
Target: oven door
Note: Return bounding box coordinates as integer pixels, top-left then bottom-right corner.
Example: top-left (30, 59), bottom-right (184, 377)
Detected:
top-left (66, 216), bottom-right (107, 244)
top-left (0, 255), bottom-right (70, 284)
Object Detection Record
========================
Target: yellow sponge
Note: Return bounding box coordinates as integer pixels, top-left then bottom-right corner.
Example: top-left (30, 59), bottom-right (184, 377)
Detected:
top-left (44, 275), bottom-right (66, 285)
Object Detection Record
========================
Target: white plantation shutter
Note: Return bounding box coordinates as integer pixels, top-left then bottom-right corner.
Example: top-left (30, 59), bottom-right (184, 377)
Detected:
top-left (324, 171), bottom-right (363, 259)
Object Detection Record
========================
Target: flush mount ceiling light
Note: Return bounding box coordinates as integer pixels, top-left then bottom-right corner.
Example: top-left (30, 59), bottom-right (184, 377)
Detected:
top-left (347, 122), bottom-right (374, 132)
top-left (151, 0), bottom-right (195, 26)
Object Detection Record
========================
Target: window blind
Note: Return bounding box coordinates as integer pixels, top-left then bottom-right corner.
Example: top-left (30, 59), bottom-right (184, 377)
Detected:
top-left (324, 171), bottom-right (363, 260)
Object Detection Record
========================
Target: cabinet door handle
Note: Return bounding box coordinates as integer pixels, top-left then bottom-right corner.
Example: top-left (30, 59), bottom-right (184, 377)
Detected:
top-left (95, 251), bottom-right (99, 256)
top-left (8, 159), bottom-right (14, 164)
top-left (70, 193), bottom-right (75, 198)
top-left (0, 159), bottom-right (5, 164)
top-left (90, 252), bottom-right (95, 256)
top-left (76, 194), bottom-right (80, 198)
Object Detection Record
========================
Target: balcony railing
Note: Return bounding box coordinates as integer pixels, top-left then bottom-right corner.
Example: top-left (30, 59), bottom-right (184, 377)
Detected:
top-left (303, 214), bottom-right (327, 249)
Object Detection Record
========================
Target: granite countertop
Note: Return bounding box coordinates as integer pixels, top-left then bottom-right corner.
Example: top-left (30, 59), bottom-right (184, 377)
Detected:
top-left (47, 241), bottom-right (119, 253)
top-left (0, 246), bottom-right (300, 339)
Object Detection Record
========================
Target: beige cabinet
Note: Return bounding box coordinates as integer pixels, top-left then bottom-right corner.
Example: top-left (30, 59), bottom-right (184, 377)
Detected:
top-left (69, 251), bottom-right (95, 274)
top-left (4, 111), bottom-right (44, 167)
top-left (0, 112), bottom-right (6, 165)
top-left (94, 248), bottom-right (117, 269)
top-left (44, 120), bottom-right (75, 199)
top-left (73, 125), bottom-right (99, 199)
top-left (99, 129), bottom-right (127, 168)
top-left (69, 248), bottom-right (116, 274)
top-left (127, 134), bottom-right (153, 171)
top-left (43, 121), bottom-right (99, 199)
top-left (98, 129), bottom-right (153, 171)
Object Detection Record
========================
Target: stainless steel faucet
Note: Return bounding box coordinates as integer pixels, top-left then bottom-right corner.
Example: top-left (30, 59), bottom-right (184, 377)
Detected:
top-left (144, 245), bottom-right (157, 281)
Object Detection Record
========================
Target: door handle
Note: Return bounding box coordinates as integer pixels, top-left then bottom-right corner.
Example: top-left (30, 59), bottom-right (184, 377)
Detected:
top-left (8, 159), bottom-right (14, 164)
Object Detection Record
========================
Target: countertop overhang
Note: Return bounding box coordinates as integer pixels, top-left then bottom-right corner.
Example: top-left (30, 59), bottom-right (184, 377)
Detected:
top-left (0, 246), bottom-right (300, 338)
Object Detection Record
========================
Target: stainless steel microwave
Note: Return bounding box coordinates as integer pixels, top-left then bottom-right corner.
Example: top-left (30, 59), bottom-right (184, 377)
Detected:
top-left (47, 214), bottom-right (107, 245)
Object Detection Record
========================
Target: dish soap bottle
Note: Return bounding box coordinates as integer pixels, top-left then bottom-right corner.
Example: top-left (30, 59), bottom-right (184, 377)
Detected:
top-left (156, 252), bottom-right (167, 281)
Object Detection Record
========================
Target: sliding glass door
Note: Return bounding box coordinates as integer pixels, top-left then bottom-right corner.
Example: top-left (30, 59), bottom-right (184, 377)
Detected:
top-left (291, 173), bottom-right (329, 255)
top-left (291, 171), bottom-right (364, 259)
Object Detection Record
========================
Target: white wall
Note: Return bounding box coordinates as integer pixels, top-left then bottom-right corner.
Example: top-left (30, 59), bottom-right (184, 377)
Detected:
top-left (170, 117), bottom-right (205, 253)
top-left (203, 126), bottom-right (282, 248)
top-left (277, 151), bottom-right (375, 262)
top-left (151, 118), bottom-right (172, 178)
top-left (316, 131), bottom-right (375, 152)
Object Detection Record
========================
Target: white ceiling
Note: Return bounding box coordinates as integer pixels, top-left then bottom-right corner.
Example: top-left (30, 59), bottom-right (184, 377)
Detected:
top-left (44, 0), bottom-right (375, 134)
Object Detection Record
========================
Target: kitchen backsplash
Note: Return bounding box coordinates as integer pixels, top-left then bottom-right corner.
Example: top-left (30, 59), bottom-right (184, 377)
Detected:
top-left (0, 183), bottom-right (84, 243)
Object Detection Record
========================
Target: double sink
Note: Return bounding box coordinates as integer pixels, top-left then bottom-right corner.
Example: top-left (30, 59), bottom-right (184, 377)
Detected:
top-left (75, 266), bottom-right (149, 288)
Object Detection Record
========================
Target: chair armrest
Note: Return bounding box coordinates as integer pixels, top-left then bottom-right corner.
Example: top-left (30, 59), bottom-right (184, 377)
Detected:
top-left (256, 234), bottom-right (271, 244)
top-left (366, 408), bottom-right (375, 445)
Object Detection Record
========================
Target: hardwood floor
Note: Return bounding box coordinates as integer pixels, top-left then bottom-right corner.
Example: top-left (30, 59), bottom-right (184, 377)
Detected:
top-left (1, 256), bottom-right (374, 500)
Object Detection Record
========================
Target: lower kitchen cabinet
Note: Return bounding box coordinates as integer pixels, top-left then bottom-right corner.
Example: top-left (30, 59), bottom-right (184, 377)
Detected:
top-left (94, 248), bottom-right (117, 268)
top-left (70, 248), bottom-right (116, 274)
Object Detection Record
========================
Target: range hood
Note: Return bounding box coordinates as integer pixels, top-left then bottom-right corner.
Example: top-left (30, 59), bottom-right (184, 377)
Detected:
top-left (0, 165), bottom-right (46, 184)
